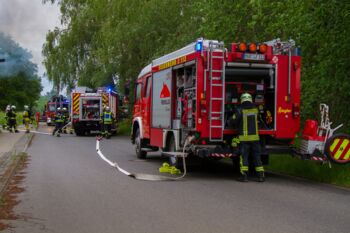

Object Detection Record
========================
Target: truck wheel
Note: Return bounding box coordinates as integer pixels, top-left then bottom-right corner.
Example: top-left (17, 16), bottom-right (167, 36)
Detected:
top-left (167, 135), bottom-right (184, 171)
top-left (325, 133), bottom-right (350, 164)
top-left (75, 128), bottom-right (83, 136)
top-left (135, 128), bottom-right (146, 159)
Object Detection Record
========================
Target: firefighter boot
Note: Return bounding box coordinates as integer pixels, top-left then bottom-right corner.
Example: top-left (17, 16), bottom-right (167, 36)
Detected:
top-left (169, 166), bottom-right (181, 175)
top-left (237, 172), bottom-right (248, 182)
top-left (159, 163), bottom-right (170, 173)
top-left (257, 172), bottom-right (265, 182)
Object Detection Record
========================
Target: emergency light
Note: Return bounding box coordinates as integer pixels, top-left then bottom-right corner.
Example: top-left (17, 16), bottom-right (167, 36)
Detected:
top-left (249, 43), bottom-right (257, 53)
top-left (195, 40), bottom-right (203, 51)
top-left (259, 44), bottom-right (268, 53)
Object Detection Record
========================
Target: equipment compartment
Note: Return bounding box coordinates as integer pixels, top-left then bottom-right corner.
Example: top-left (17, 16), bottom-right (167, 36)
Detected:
top-left (224, 67), bottom-right (275, 130)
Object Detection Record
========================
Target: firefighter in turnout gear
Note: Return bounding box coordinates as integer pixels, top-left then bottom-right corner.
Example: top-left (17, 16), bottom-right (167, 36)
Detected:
top-left (101, 106), bottom-right (113, 139)
top-left (62, 107), bottom-right (69, 134)
top-left (52, 108), bottom-right (65, 137)
top-left (232, 93), bottom-right (265, 182)
top-left (23, 105), bottom-right (31, 133)
top-left (7, 105), bottom-right (19, 133)
top-left (3, 105), bottom-right (10, 130)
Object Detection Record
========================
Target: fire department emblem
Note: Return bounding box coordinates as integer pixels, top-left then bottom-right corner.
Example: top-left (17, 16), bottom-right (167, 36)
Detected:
top-left (160, 83), bottom-right (170, 98)
top-left (160, 82), bottom-right (171, 104)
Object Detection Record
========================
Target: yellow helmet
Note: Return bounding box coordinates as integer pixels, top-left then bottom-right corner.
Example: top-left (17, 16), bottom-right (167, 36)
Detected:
top-left (240, 93), bottom-right (252, 103)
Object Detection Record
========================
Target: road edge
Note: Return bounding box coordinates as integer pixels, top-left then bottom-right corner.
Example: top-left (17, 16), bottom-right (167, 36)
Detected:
top-left (0, 133), bottom-right (34, 197)
top-left (266, 169), bottom-right (350, 192)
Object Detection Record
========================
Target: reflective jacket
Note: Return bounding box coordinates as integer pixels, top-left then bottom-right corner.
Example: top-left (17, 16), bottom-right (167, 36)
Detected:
top-left (23, 110), bottom-right (29, 118)
top-left (232, 101), bottom-right (259, 142)
top-left (102, 111), bottom-right (113, 124)
top-left (55, 113), bottom-right (64, 123)
top-left (7, 110), bottom-right (16, 120)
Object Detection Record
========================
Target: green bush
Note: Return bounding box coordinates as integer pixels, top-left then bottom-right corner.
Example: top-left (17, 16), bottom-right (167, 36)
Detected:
top-left (118, 118), bottom-right (131, 136)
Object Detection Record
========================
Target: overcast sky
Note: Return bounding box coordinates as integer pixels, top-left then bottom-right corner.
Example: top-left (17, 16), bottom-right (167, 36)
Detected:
top-left (0, 0), bottom-right (60, 94)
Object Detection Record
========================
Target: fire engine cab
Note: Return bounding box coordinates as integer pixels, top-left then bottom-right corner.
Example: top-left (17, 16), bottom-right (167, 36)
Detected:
top-left (131, 38), bottom-right (301, 165)
top-left (71, 87), bottom-right (119, 136)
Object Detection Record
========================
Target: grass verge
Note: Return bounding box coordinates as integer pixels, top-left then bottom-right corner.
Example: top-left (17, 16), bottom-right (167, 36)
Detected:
top-left (267, 154), bottom-right (350, 188)
top-left (118, 118), bottom-right (131, 136)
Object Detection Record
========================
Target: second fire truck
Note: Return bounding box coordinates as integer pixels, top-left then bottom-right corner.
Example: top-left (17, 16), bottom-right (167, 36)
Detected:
top-left (71, 87), bottom-right (119, 136)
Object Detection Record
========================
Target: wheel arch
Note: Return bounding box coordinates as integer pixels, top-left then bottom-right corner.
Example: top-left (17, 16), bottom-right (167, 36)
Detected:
top-left (163, 130), bottom-right (180, 151)
top-left (131, 117), bottom-right (143, 143)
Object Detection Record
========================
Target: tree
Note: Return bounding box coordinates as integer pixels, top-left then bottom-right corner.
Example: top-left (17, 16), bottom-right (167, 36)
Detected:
top-left (43, 0), bottom-right (350, 132)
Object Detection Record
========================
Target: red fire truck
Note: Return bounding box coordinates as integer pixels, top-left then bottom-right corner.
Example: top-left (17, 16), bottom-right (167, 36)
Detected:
top-left (71, 87), bottom-right (119, 136)
top-left (45, 95), bottom-right (69, 126)
top-left (131, 38), bottom-right (304, 166)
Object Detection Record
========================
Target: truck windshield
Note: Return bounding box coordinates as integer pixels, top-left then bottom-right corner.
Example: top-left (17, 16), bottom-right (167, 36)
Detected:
top-left (48, 104), bottom-right (56, 112)
top-left (48, 103), bottom-right (69, 112)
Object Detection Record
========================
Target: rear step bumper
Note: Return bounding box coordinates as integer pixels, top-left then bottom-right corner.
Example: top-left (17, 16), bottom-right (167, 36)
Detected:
top-left (197, 146), bottom-right (238, 158)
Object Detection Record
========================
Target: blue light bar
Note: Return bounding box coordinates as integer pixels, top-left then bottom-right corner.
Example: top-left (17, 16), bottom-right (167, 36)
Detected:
top-left (195, 40), bottom-right (203, 52)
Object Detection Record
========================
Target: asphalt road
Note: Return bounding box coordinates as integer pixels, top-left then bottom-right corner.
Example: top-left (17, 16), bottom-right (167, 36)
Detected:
top-left (3, 125), bottom-right (350, 233)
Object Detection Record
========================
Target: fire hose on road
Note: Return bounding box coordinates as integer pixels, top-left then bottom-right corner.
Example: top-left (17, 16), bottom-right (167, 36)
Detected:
top-left (96, 136), bottom-right (192, 181)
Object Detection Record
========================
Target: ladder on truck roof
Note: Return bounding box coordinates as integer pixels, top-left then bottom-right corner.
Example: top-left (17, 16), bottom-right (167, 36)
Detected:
top-left (208, 41), bottom-right (225, 142)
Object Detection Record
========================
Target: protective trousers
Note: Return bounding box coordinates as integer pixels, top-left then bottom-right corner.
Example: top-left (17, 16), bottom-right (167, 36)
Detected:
top-left (24, 117), bottom-right (30, 132)
top-left (8, 118), bottom-right (17, 132)
top-left (239, 141), bottom-right (264, 174)
top-left (53, 122), bottom-right (63, 136)
top-left (103, 123), bottom-right (112, 138)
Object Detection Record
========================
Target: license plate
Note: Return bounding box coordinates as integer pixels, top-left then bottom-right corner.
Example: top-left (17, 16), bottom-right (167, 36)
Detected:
top-left (243, 53), bottom-right (265, 61)
top-left (90, 130), bottom-right (100, 133)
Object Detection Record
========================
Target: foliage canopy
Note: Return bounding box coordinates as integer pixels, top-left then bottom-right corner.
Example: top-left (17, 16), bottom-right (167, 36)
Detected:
top-left (43, 0), bottom-right (350, 132)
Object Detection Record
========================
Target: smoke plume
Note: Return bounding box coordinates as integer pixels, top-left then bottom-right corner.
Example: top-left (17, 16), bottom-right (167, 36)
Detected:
top-left (0, 32), bottom-right (37, 78)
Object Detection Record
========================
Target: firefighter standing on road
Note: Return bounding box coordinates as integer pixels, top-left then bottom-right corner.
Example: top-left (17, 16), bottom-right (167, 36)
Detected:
top-left (101, 106), bottom-right (113, 139)
top-left (62, 107), bottom-right (69, 134)
top-left (52, 108), bottom-right (64, 137)
top-left (232, 93), bottom-right (265, 182)
top-left (23, 105), bottom-right (31, 133)
top-left (3, 105), bottom-right (10, 130)
top-left (7, 105), bottom-right (19, 133)
top-left (35, 111), bottom-right (40, 129)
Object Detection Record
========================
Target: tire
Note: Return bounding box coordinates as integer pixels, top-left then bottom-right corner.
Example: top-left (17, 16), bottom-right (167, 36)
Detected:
top-left (75, 127), bottom-right (84, 136)
top-left (325, 133), bottom-right (350, 164)
top-left (231, 156), bottom-right (240, 174)
top-left (135, 128), bottom-right (147, 159)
